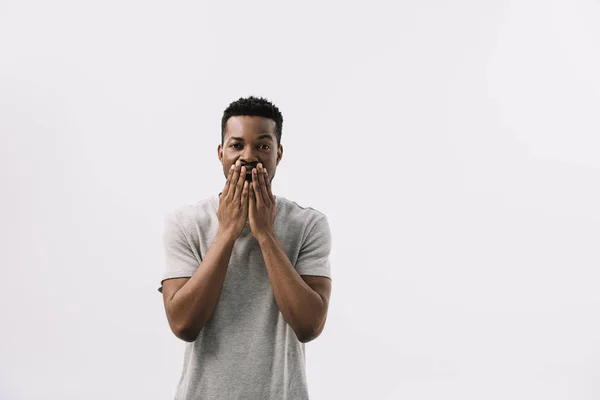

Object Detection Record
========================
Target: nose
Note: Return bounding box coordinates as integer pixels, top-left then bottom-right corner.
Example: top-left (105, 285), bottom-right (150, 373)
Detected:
top-left (240, 148), bottom-right (259, 167)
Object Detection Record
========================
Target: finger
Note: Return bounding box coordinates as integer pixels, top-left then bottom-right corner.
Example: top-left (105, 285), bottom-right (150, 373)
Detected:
top-left (241, 180), bottom-right (249, 212)
top-left (222, 164), bottom-right (235, 198)
top-left (253, 166), bottom-right (264, 206)
top-left (264, 168), bottom-right (274, 199)
top-left (258, 165), bottom-right (270, 203)
top-left (234, 165), bottom-right (246, 200)
top-left (228, 161), bottom-right (242, 199)
top-left (248, 182), bottom-right (255, 219)
top-left (249, 181), bottom-right (255, 208)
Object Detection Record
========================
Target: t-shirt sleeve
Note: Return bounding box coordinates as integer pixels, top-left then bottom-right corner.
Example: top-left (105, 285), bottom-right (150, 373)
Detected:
top-left (158, 211), bottom-right (200, 293)
top-left (294, 215), bottom-right (332, 280)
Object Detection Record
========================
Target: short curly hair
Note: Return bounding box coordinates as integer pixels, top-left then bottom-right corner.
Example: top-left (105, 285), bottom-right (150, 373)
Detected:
top-left (221, 96), bottom-right (283, 146)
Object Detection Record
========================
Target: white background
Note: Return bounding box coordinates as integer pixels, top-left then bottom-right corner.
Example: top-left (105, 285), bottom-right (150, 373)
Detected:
top-left (1, 0), bottom-right (599, 399)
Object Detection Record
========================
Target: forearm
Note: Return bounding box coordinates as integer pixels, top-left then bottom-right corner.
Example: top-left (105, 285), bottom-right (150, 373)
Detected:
top-left (256, 232), bottom-right (326, 342)
top-left (167, 229), bottom-right (236, 339)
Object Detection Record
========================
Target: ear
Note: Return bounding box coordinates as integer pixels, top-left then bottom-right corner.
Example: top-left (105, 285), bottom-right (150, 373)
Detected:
top-left (217, 144), bottom-right (223, 163)
top-left (276, 144), bottom-right (283, 166)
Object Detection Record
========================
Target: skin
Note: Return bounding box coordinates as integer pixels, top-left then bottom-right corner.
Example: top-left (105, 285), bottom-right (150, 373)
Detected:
top-left (218, 116), bottom-right (281, 188)
top-left (161, 115), bottom-right (332, 343)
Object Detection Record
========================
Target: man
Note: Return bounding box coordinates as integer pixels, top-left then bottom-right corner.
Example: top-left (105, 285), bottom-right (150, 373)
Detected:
top-left (159, 96), bottom-right (333, 399)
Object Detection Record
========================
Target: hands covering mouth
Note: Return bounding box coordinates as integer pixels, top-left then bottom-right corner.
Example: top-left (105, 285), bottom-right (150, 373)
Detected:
top-left (243, 165), bottom-right (257, 182)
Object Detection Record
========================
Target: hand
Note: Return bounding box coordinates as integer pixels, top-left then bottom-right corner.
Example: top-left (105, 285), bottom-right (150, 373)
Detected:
top-left (217, 160), bottom-right (249, 239)
top-left (248, 163), bottom-right (276, 240)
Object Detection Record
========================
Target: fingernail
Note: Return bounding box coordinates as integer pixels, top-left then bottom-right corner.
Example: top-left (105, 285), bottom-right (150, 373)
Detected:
top-left (230, 165), bottom-right (234, 170)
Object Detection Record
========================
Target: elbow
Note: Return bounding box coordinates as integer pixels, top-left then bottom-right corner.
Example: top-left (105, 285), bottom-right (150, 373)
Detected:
top-left (294, 313), bottom-right (328, 343)
top-left (171, 321), bottom-right (202, 343)
top-left (296, 329), bottom-right (320, 343)
top-left (165, 305), bottom-right (204, 342)
top-left (176, 329), bottom-right (200, 343)
top-left (295, 323), bottom-right (324, 344)
top-left (297, 333), bottom-right (316, 343)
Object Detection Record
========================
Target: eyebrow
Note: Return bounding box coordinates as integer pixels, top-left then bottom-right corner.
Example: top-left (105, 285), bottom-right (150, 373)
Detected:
top-left (228, 134), bottom-right (274, 142)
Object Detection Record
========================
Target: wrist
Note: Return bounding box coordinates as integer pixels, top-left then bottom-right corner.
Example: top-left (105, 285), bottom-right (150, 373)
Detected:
top-left (255, 230), bottom-right (276, 245)
top-left (215, 228), bottom-right (238, 245)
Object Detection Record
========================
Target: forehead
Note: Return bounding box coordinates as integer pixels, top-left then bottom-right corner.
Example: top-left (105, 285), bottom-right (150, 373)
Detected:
top-left (224, 116), bottom-right (277, 141)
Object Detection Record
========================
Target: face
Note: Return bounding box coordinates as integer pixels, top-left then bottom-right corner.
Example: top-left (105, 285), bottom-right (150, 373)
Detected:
top-left (218, 116), bottom-right (283, 185)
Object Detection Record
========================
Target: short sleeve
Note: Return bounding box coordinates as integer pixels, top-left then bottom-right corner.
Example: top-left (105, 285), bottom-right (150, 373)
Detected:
top-left (294, 216), bottom-right (332, 280)
top-left (158, 211), bottom-right (200, 293)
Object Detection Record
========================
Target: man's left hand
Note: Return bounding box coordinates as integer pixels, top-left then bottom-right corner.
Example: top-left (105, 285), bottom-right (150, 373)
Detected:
top-left (249, 163), bottom-right (276, 240)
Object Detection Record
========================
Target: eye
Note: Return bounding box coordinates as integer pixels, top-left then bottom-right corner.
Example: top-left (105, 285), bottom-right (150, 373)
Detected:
top-left (230, 143), bottom-right (241, 149)
top-left (261, 144), bottom-right (270, 150)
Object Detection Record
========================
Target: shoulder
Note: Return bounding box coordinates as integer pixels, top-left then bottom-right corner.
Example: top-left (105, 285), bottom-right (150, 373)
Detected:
top-left (277, 194), bottom-right (326, 217)
top-left (165, 195), bottom-right (218, 232)
top-left (276, 195), bottom-right (329, 233)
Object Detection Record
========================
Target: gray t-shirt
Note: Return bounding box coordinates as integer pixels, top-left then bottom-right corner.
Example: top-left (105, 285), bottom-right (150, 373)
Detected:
top-left (159, 193), bottom-right (332, 400)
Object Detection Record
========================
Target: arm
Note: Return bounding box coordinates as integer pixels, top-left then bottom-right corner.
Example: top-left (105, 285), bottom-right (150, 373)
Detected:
top-left (248, 164), bottom-right (332, 343)
top-left (162, 229), bottom-right (237, 342)
top-left (256, 232), bottom-right (332, 343)
top-left (161, 161), bottom-right (250, 342)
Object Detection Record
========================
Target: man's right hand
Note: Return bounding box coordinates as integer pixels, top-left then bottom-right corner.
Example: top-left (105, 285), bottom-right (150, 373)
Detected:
top-left (217, 160), bottom-right (249, 239)
top-left (163, 160), bottom-right (247, 342)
